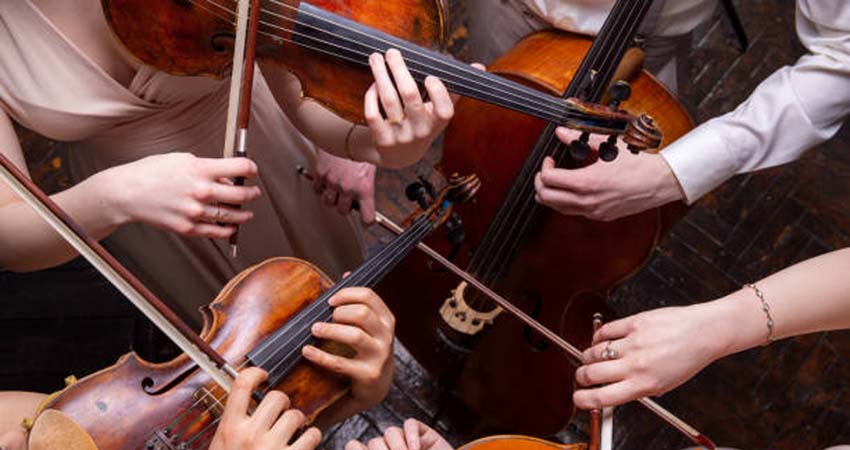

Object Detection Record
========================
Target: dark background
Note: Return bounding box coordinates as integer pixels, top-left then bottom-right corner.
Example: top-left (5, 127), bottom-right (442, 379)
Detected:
top-left (3, 0), bottom-right (849, 449)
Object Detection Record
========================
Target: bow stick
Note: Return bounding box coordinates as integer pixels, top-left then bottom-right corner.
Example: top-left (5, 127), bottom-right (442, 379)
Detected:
top-left (0, 153), bottom-right (237, 392)
top-left (222, 0), bottom-right (261, 258)
top-left (294, 166), bottom-right (715, 448)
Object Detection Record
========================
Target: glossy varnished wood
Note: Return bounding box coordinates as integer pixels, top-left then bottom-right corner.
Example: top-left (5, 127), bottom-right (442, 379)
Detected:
top-left (460, 435), bottom-right (586, 450)
top-left (378, 30), bottom-right (693, 435)
top-left (102, 0), bottom-right (447, 123)
top-left (42, 258), bottom-right (348, 450)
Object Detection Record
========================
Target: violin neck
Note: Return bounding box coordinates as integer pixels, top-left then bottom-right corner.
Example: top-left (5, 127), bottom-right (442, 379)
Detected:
top-left (245, 214), bottom-right (435, 384)
top-left (286, 3), bottom-right (623, 132)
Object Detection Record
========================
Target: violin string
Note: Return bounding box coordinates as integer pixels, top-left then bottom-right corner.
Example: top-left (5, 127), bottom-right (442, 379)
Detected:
top-left (256, 218), bottom-right (435, 381)
top-left (195, 0), bottom-right (580, 119)
top-left (467, 0), bottom-right (647, 311)
top-left (220, 0), bottom-right (579, 112)
top-left (174, 216), bottom-right (439, 449)
top-left (159, 216), bottom-right (436, 445)
top-left (245, 217), bottom-right (428, 368)
top-left (258, 0), bottom-right (572, 110)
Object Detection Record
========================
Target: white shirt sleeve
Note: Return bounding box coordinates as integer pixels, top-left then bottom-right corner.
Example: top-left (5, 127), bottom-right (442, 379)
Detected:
top-left (662, 0), bottom-right (850, 203)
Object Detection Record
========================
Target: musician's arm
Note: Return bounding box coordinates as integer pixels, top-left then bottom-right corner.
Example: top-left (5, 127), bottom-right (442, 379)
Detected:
top-left (660, 0), bottom-right (850, 203)
top-left (0, 108), bottom-right (123, 271)
top-left (258, 50), bottom-right (454, 169)
top-left (0, 107), bottom-right (260, 272)
top-left (574, 247), bottom-right (850, 409)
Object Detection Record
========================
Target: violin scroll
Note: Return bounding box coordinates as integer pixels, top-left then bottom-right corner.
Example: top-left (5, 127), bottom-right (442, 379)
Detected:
top-left (623, 114), bottom-right (663, 153)
top-left (445, 173), bottom-right (482, 204)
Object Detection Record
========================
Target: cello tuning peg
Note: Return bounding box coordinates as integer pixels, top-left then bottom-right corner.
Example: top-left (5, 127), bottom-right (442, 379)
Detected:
top-left (598, 135), bottom-right (619, 162)
top-left (608, 80), bottom-right (632, 109)
top-left (569, 132), bottom-right (592, 161)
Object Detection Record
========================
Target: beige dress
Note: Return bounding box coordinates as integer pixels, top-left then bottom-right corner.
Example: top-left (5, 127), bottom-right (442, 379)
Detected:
top-left (0, 0), bottom-right (365, 326)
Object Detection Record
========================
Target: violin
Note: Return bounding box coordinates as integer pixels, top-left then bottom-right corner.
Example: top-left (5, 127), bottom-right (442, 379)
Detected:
top-left (100, 0), bottom-right (661, 150)
top-left (23, 173), bottom-right (480, 450)
top-left (377, 0), bottom-right (694, 436)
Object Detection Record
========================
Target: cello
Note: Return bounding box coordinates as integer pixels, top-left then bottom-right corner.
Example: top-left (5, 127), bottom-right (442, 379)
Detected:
top-left (377, 0), bottom-right (694, 435)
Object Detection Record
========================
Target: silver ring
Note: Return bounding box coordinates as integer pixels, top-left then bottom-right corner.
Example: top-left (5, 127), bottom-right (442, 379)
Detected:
top-left (602, 341), bottom-right (618, 360)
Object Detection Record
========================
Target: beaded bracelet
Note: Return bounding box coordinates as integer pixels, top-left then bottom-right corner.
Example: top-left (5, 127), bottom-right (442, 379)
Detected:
top-left (744, 283), bottom-right (775, 346)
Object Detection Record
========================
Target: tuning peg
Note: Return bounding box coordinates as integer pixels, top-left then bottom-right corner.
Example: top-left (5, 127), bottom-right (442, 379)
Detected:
top-left (598, 135), bottom-right (619, 162)
top-left (405, 181), bottom-right (430, 208)
top-left (569, 132), bottom-right (592, 161)
top-left (608, 80), bottom-right (632, 109)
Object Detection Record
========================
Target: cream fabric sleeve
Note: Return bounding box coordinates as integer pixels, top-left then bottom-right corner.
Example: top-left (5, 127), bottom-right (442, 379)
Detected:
top-left (661, 0), bottom-right (850, 203)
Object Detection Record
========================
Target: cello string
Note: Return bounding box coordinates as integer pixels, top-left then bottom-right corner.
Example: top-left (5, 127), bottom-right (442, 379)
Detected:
top-left (196, 0), bottom-right (584, 117)
top-left (475, 1), bottom-right (644, 281)
top-left (463, 0), bottom-right (640, 287)
top-left (467, 0), bottom-right (646, 310)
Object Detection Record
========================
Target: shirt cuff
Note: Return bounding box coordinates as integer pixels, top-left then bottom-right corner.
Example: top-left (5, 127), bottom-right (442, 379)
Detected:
top-left (660, 121), bottom-right (739, 204)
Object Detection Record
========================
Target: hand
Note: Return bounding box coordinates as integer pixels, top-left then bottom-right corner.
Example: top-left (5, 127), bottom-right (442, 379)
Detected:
top-left (302, 288), bottom-right (395, 411)
top-left (313, 148), bottom-right (377, 224)
top-left (364, 49), bottom-right (456, 166)
top-left (573, 302), bottom-right (733, 409)
top-left (99, 153), bottom-right (261, 239)
top-left (533, 128), bottom-right (684, 221)
top-left (344, 419), bottom-right (453, 450)
top-left (209, 368), bottom-right (322, 450)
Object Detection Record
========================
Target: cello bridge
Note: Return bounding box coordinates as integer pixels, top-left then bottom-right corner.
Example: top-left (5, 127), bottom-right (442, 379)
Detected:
top-left (439, 281), bottom-right (502, 336)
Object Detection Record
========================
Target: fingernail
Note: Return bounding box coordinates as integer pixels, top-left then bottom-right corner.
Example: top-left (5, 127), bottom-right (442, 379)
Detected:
top-left (302, 345), bottom-right (316, 357)
top-left (311, 323), bottom-right (322, 334)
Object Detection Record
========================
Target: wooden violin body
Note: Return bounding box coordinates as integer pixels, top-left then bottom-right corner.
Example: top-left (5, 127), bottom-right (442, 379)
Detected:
top-left (32, 258), bottom-right (347, 450)
top-left (460, 435), bottom-right (586, 450)
top-left (102, 0), bottom-right (447, 123)
top-left (377, 30), bottom-right (693, 435)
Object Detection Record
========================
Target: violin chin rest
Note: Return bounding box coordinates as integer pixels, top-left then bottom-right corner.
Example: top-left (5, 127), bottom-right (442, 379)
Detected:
top-left (28, 409), bottom-right (99, 450)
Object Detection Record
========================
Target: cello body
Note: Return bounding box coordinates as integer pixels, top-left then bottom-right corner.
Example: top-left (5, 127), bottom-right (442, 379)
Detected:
top-left (31, 258), bottom-right (348, 450)
top-left (378, 30), bottom-right (693, 435)
top-left (460, 435), bottom-right (586, 450)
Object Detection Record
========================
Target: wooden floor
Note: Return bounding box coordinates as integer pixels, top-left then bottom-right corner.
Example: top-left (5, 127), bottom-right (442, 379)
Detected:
top-left (2, 1), bottom-right (849, 449)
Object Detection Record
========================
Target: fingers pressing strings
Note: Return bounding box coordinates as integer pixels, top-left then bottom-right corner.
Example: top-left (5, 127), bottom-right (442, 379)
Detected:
top-left (189, 0), bottom-right (570, 120)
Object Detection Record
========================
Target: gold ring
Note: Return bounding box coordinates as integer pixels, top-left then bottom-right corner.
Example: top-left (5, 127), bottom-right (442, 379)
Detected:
top-left (387, 114), bottom-right (406, 125)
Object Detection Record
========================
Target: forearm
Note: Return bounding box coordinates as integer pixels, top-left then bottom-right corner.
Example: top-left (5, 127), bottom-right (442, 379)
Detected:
top-left (258, 63), bottom-right (392, 165)
top-left (0, 171), bottom-right (124, 271)
top-left (707, 248), bottom-right (850, 358)
top-left (661, 2), bottom-right (850, 203)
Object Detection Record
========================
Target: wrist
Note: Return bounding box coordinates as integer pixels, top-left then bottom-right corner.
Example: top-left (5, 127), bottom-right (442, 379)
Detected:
top-left (652, 154), bottom-right (686, 205)
top-left (89, 168), bottom-right (132, 227)
top-left (704, 290), bottom-right (769, 358)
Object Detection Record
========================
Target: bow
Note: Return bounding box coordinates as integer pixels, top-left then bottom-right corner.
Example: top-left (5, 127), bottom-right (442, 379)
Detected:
top-left (0, 153), bottom-right (238, 391)
top-left (222, 0), bottom-right (262, 258)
